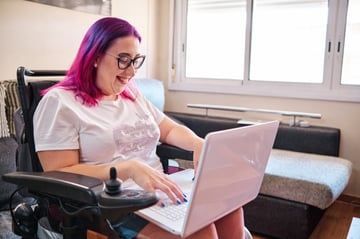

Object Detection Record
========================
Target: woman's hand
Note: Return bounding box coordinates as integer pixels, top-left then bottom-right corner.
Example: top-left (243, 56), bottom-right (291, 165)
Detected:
top-left (125, 160), bottom-right (186, 205)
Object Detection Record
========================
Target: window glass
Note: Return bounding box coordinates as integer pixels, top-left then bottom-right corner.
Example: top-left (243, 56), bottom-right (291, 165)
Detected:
top-left (250, 0), bottom-right (328, 83)
top-left (185, 0), bottom-right (247, 80)
top-left (341, 0), bottom-right (360, 85)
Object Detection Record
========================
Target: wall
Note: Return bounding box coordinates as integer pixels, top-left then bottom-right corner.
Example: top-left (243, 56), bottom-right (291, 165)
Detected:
top-left (0, 0), bottom-right (151, 80)
top-left (0, 0), bottom-right (359, 198)
top-left (0, 0), bottom-right (100, 79)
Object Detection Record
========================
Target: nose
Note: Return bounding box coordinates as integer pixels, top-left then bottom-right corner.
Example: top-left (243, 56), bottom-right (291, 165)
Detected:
top-left (123, 64), bottom-right (136, 78)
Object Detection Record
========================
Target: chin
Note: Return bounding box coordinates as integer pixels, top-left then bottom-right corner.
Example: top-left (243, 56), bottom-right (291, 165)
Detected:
top-left (112, 83), bottom-right (126, 94)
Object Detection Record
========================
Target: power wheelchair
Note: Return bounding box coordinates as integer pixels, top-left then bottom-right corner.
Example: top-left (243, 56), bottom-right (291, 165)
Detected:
top-left (3, 66), bottom-right (252, 239)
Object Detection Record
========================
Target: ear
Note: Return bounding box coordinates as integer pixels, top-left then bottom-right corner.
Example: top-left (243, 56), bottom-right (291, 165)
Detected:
top-left (94, 55), bottom-right (101, 68)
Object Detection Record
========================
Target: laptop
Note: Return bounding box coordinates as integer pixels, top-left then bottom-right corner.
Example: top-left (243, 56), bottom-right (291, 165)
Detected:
top-left (134, 120), bottom-right (279, 238)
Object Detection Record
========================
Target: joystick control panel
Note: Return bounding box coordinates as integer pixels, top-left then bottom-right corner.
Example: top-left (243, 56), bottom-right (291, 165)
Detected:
top-left (98, 167), bottom-right (158, 222)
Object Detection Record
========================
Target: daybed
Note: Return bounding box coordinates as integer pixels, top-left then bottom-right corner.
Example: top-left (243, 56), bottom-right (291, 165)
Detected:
top-left (162, 112), bottom-right (352, 239)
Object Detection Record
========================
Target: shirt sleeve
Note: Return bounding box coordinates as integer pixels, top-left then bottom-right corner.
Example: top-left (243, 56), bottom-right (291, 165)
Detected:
top-left (33, 89), bottom-right (80, 152)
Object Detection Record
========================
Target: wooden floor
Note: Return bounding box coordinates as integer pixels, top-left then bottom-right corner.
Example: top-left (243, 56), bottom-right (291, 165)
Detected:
top-left (252, 195), bottom-right (360, 239)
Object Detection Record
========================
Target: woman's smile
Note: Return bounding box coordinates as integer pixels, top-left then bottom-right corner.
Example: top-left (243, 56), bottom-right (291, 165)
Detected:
top-left (116, 75), bottom-right (129, 85)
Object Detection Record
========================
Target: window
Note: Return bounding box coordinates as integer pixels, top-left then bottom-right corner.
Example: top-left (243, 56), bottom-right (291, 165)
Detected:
top-left (170, 0), bottom-right (360, 102)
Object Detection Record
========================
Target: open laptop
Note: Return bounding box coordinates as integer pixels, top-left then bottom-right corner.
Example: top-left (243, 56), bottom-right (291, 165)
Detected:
top-left (135, 120), bottom-right (279, 238)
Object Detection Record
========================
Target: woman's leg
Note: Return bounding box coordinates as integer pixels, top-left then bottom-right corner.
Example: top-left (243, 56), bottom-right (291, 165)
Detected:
top-left (136, 207), bottom-right (244, 239)
top-left (137, 222), bottom-right (218, 239)
top-left (214, 208), bottom-right (245, 239)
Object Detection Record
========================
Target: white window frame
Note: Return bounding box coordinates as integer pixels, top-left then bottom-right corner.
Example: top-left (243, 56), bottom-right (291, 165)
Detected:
top-left (168, 0), bottom-right (360, 103)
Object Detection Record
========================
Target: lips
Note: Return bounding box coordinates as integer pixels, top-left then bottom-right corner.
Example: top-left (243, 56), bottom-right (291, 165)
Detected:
top-left (116, 76), bottom-right (129, 84)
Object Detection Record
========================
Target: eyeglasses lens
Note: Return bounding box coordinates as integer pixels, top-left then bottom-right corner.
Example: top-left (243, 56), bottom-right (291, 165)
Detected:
top-left (118, 55), bottom-right (145, 70)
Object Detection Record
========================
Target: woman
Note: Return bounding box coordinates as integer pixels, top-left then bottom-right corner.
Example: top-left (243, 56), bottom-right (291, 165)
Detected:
top-left (33, 17), bottom-right (245, 239)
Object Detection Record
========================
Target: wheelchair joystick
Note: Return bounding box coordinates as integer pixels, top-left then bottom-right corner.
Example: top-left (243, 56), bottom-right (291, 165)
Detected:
top-left (98, 167), bottom-right (159, 223)
top-left (105, 167), bottom-right (121, 195)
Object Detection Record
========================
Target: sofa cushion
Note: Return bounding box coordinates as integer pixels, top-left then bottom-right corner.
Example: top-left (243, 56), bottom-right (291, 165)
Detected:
top-left (0, 81), bottom-right (20, 138)
top-left (0, 210), bottom-right (21, 238)
top-left (261, 149), bottom-right (352, 209)
top-left (4, 81), bottom-right (20, 137)
top-left (0, 83), bottom-right (10, 138)
top-left (0, 137), bottom-right (18, 210)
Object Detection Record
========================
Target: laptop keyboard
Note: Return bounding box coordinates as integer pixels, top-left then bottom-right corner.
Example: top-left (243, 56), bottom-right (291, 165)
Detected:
top-left (149, 202), bottom-right (188, 221)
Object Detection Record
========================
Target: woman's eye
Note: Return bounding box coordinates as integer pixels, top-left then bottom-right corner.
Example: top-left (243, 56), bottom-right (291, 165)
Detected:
top-left (119, 56), bottom-right (130, 64)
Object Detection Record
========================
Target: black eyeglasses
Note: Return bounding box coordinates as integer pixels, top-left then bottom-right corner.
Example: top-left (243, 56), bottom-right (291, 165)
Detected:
top-left (106, 53), bottom-right (146, 70)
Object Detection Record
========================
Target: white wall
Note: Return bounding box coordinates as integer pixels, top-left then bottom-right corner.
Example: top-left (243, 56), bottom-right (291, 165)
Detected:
top-left (0, 0), bottom-right (152, 79)
top-left (0, 0), bottom-right (102, 79)
top-left (1, 0), bottom-right (359, 198)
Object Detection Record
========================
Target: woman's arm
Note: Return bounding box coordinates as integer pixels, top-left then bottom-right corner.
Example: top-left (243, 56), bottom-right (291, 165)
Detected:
top-left (159, 116), bottom-right (204, 171)
top-left (37, 150), bottom-right (185, 203)
top-left (38, 150), bottom-right (125, 181)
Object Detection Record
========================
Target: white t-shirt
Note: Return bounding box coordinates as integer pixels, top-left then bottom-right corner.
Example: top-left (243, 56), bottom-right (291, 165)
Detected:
top-left (33, 87), bottom-right (165, 171)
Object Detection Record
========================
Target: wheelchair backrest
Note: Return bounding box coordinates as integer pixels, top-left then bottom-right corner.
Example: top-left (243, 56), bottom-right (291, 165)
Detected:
top-left (16, 66), bottom-right (65, 172)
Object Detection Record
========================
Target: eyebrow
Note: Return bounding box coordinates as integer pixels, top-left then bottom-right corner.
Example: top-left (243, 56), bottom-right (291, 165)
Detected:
top-left (117, 53), bottom-right (142, 58)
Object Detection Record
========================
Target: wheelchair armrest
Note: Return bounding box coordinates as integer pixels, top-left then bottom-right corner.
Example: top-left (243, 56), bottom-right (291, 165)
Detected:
top-left (4, 170), bottom-right (159, 238)
top-left (2, 171), bottom-right (103, 205)
top-left (2, 171), bottom-right (158, 211)
top-left (156, 143), bottom-right (193, 161)
top-left (156, 143), bottom-right (193, 174)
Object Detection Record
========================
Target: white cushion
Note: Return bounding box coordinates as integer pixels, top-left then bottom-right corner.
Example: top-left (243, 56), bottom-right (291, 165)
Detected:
top-left (260, 149), bottom-right (352, 209)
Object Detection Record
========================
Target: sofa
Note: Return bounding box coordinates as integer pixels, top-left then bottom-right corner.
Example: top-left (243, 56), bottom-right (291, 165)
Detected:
top-left (0, 81), bottom-right (19, 204)
top-left (163, 112), bottom-right (352, 239)
top-left (0, 80), bottom-right (22, 238)
top-left (0, 78), bottom-right (352, 239)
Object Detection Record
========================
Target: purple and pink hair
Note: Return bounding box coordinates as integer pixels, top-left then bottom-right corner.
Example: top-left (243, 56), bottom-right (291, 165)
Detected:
top-left (45, 17), bottom-right (142, 106)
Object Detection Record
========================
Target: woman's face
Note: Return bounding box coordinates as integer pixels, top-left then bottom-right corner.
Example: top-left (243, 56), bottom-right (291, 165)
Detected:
top-left (95, 36), bottom-right (141, 100)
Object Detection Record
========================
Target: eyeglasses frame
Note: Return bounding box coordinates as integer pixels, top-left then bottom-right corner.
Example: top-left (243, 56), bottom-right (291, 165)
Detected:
top-left (105, 53), bottom-right (146, 70)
